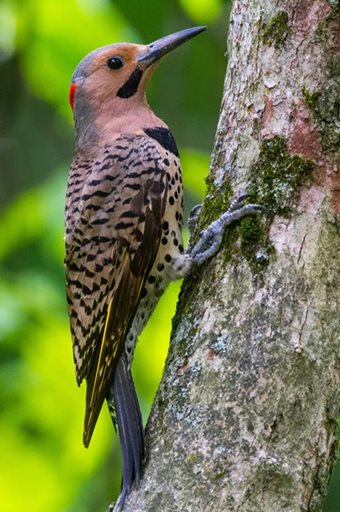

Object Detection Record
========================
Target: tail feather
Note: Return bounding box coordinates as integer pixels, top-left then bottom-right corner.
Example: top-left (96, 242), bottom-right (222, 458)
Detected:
top-left (107, 353), bottom-right (144, 511)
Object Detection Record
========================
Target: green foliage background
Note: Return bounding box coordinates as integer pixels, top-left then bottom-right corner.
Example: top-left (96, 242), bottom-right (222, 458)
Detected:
top-left (0, 1), bottom-right (338, 511)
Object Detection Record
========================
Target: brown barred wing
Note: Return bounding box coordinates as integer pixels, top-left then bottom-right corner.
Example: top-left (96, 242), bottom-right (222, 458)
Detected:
top-left (65, 135), bottom-right (167, 446)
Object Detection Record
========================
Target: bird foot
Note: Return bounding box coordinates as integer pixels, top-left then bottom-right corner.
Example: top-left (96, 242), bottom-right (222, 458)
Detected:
top-left (228, 193), bottom-right (251, 212)
top-left (190, 194), bottom-right (266, 266)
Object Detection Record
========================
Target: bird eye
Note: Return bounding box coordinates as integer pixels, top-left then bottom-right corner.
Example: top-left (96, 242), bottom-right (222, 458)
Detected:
top-left (107, 57), bottom-right (123, 70)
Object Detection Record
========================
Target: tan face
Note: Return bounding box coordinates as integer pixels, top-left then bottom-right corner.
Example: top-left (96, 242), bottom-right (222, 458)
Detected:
top-left (70, 43), bottom-right (155, 111)
top-left (70, 27), bottom-right (206, 115)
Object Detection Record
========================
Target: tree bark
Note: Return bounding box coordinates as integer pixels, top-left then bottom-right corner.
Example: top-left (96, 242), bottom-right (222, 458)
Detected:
top-left (123, 1), bottom-right (340, 511)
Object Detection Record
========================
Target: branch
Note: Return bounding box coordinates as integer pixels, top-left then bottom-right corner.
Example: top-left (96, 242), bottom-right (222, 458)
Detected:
top-left (123, 1), bottom-right (340, 510)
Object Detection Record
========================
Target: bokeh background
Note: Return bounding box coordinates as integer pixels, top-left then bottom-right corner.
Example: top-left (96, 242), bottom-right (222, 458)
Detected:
top-left (0, 1), bottom-right (338, 511)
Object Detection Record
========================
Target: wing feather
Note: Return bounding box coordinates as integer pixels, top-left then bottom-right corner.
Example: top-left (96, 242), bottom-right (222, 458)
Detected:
top-left (65, 135), bottom-right (167, 445)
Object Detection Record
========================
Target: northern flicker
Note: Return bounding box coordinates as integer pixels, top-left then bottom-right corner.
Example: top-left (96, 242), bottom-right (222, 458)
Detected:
top-left (65, 26), bottom-right (263, 510)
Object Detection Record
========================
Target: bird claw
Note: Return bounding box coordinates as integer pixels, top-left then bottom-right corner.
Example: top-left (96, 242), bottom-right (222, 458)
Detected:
top-left (228, 193), bottom-right (269, 214)
top-left (189, 194), bottom-right (266, 266)
top-left (228, 193), bottom-right (250, 212)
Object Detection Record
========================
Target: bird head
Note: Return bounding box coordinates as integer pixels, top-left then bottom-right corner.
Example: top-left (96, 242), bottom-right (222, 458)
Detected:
top-left (69, 27), bottom-right (206, 146)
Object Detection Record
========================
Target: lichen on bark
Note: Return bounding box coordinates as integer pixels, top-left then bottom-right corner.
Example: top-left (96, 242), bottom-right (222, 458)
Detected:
top-left (248, 137), bottom-right (315, 214)
top-left (302, 85), bottom-right (340, 152)
top-left (262, 10), bottom-right (291, 48)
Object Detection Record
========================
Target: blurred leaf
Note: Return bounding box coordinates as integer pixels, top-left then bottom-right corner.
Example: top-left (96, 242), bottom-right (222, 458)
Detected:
top-left (0, 3), bottom-right (16, 59)
top-left (0, 171), bottom-right (65, 263)
top-left (178, 0), bottom-right (223, 24)
top-left (18, 0), bottom-right (136, 117)
top-left (181, 148), bottom-right (210, 199)
top-left (113, 0), bottom-right (172, 41)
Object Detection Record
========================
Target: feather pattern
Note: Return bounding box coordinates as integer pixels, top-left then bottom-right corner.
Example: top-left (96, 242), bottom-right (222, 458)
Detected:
top-left (65, 134), bottom-right (168, 444)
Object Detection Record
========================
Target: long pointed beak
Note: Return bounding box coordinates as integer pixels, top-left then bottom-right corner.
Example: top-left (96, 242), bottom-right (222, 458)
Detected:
top-left (138, 26), bottom-right (206, 67)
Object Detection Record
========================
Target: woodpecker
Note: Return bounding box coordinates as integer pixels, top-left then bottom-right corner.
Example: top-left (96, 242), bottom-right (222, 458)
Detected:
top-left (65, 26), bottom-right (263, 510)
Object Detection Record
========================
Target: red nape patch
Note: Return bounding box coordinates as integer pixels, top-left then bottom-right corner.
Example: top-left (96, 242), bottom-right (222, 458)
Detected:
top-left (69, 83), bottom-right (77, 110)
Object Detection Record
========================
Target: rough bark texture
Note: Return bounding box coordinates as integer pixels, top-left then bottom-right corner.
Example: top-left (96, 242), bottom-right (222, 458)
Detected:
top-left (123, 1), bottom-right (340, 511)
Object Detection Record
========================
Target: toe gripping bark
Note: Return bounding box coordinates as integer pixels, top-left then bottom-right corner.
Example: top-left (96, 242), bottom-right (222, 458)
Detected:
top-left (189, 194), bottom-right (266, 266)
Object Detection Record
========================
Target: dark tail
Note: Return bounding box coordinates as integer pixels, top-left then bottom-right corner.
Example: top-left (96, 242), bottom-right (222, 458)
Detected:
top-left (107, 353), bottom-right (144, 511)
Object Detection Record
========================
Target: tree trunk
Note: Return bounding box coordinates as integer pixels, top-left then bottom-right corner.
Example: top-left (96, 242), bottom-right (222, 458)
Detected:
top-left (124, 1), bottom-right (340, 511)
